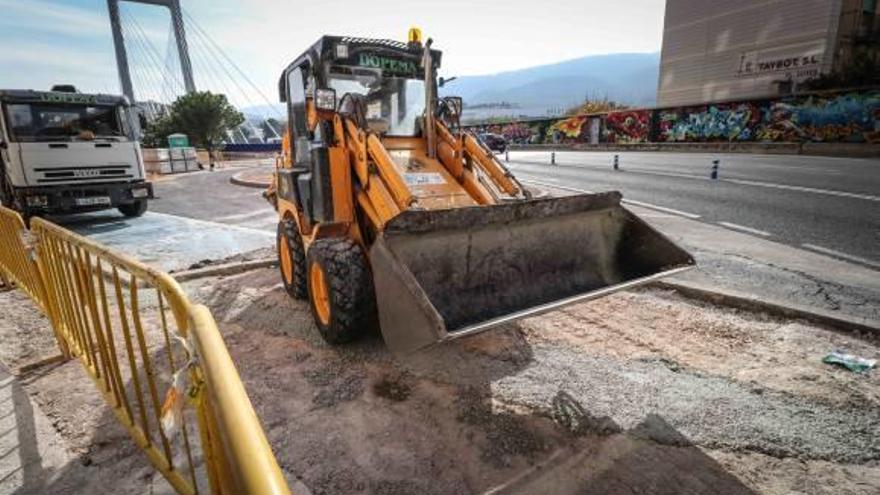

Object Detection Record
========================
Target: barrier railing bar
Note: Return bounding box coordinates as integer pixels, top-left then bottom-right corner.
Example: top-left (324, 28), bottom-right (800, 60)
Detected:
top-left (96, 257), bottom-right (132, 417)
top-left (130, 279), bottom-right (177, 470)
top-left (113, 265), bottom-right (153, 447)
top-left (82, 250), bottom-right (114, 393)
top-left (74, 245), bottom-right (100, 376)
top-left (157, 291), bottom-right (202, 490)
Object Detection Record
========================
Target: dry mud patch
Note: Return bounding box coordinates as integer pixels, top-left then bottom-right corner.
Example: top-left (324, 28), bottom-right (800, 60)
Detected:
top-left (185, 268), bottom-right (880, 494)
top-left (1, 265), bottom-right (879, 494)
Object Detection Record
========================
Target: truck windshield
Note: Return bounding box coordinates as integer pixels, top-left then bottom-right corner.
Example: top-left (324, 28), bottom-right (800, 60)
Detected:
top-left (326, 66), bottom-right (426, 137)
top-left (3, 103), bottom-right (128, 142)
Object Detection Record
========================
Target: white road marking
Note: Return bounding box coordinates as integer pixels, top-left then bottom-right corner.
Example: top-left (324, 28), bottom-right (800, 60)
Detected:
top-left (522, 179), bottom-right (702, 219)
top-left (215, 209), bottom-right (277, 222)
top-left (148, 211), bottom-right (275, 237)
top-left (514, 157), bottom-right (879, 202)
top-left (724, 178), bottom-right (880, 203)
top-left (620, 199), bottom-right (702, 220)
top-left (522, 179), bottom-right (593, 194)
top-left (717, 221), bottom-right (772, 237)
top-left (801, 244), bottom-right (880, 270)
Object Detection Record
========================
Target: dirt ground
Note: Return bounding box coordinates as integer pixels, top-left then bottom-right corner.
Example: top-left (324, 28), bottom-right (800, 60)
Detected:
top-left (0, 265), bottom-right (878, 494)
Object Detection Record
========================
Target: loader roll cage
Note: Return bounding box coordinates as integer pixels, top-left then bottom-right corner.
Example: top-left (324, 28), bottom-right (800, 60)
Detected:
top-left (278, 36), bottom-right (442, 134)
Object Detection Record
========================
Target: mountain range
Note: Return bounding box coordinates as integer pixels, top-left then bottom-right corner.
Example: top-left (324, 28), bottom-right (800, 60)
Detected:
top-left (243, 52), bottom-right (661, 122)
top-left (441, 52), bottom-right (660, 121)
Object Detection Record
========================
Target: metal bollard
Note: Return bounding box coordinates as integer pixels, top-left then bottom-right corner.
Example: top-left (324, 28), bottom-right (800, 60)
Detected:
top-left (711, 159), bottom-right (720, 180)
top-left (505, 150), bottom-right (509, 162)
top-left (613, 154), bottom-right (619, 171)
top-left (551, 152), bottom-right (556, 165)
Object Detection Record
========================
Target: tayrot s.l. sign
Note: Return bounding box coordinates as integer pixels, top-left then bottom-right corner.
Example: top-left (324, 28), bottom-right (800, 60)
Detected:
top-left (736, 44), bottom-right (826, 81)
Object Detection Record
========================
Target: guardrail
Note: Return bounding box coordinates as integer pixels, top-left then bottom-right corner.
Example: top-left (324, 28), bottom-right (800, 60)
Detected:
top-left (0, 206), bottom-right (291, 495)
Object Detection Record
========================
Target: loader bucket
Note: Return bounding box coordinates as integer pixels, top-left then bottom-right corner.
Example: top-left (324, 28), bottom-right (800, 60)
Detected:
top-left (370, 192), bottom-right (695, 353)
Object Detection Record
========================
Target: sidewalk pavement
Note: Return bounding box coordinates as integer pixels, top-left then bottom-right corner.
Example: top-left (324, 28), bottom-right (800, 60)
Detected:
top-left (0, 365), bottom-right (74, 494)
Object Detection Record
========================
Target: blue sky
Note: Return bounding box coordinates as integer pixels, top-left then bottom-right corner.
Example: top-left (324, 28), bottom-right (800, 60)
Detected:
top-left (0, 0), bottom-right (667, 109)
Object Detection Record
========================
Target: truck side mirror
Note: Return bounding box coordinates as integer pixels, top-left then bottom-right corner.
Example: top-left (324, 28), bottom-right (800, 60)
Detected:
top-left (439, 76), bottom-right (458, 88)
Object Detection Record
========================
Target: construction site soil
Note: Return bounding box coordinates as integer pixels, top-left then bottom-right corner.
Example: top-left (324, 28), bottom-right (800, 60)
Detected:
top-left (1, 264), bottom-right (878, 494)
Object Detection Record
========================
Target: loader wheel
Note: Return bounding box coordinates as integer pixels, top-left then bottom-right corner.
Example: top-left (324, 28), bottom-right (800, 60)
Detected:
top-left (277, 219), bottom-right (307, 299)
top-left (306, 238), bottom-right (377, 344)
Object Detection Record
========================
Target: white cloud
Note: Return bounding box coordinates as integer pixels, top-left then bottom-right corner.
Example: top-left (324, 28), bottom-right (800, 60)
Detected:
top-left (3, 0), bottom-right (667, 106)
top-left (0, 0), bottom-right (108, 38)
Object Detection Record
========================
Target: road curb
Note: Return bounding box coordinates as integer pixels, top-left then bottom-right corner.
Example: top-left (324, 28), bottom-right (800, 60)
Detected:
top-left (652, 279), bottom-right (880, 337)
top-left (172, 259), bottom-right (278, 282)
top-left (230, 172), bottom-right (270, 189)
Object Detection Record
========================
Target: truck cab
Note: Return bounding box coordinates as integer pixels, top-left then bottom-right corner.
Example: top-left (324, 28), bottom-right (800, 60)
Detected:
top-left (0, 87), bottom-right (153, 220)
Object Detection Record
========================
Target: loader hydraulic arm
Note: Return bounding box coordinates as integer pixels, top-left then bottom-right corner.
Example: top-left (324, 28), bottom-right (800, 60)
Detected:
top-left (461, 132), bottom-right (528, 199)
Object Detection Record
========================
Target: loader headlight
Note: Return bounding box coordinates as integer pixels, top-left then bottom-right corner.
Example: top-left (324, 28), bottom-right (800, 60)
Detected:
top-left (131, 187), bottom-right (149, 199)
top-left (315, 88), bottom-right (336, 111)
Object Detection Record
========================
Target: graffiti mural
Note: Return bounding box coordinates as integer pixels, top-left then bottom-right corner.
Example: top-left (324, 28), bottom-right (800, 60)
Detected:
top-left (756, 92), bottom-right (880, 143)
top-left (500, 122), bottom-right (535, 144)
top-left (604, 110), bottom-right (651, 143)
top-left (547, 115), bottom-right (588, 143)
top-left (463, 88), bottom-right (880, 145)
top-left (659, 103), bottom-right (762, 142)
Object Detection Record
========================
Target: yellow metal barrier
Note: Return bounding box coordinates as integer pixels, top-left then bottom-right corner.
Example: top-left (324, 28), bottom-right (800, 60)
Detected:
top-left (0, 207), bottom-right (47, 309)
top-left (0, 210), bottom-right (292, 495)
top-left (0, 207), bottom-right (68, 355)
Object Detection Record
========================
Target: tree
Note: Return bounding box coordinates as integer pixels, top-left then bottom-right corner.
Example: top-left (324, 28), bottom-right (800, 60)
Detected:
top-left (141, 113), bottom-right (176, 148)
top-left (172, 92), bottom-right (244, 168)
top-left (565, 98), bottom-right (629, 116)
top-left (142, 91), bottom-right (244, 169)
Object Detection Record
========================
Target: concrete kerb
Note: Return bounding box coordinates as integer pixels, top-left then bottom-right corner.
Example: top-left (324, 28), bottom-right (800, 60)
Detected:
top-left (653, 279), bottom-right (880, 337)
top-left (170, 256), bottom-right (880, 336)
top-left (171, 258), bottom-right (278, 282)
top-left (230, 172), bottom-right (271, 189)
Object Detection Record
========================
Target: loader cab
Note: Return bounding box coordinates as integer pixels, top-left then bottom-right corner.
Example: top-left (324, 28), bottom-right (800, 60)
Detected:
top-left (278, 36), bottom-right (442, 227)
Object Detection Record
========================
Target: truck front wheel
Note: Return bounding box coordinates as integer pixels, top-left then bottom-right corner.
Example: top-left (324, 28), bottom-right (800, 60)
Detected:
top-left (118, 200), bottom-right (148, 218)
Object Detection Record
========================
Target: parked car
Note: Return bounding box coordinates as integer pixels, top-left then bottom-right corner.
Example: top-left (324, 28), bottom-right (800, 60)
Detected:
top-left (478, 133), bottom-right (507, 153)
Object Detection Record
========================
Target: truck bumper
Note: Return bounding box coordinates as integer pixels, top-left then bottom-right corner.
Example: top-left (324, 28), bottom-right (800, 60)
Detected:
top-left (13, 181), bottom-right (154, 216)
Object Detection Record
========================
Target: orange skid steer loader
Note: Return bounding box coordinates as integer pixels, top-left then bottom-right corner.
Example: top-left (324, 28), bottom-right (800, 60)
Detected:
top-left (271, 30), bottom-right (693, 353)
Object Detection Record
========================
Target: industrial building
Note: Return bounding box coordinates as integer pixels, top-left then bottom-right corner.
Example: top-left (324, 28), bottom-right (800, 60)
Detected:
top-left (657, 0), bottom-right (880, 106)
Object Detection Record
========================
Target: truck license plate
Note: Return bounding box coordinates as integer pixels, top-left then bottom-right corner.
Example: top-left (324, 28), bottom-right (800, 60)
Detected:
top-left (76, 196), bottom-right (111, 206)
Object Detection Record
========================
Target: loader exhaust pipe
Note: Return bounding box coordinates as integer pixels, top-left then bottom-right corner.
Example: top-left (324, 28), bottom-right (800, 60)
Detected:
top-left (370, 192), bottom-right (695, 353)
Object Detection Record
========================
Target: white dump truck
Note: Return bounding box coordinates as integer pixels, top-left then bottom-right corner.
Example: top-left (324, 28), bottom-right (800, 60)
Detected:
top-left (0, 86), bottom-right (153, 220)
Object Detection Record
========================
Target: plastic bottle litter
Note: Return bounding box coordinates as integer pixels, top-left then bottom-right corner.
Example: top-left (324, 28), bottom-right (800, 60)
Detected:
top-left (822, 352), bottom-right (876, 373)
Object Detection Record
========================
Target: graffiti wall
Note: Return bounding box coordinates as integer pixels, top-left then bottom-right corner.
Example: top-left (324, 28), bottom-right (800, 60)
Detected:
top-left (465, 88), bottom-right (880, 145)
top-left (658, 102), bottom-right (762, 142)
top-left (604, 110), bottom-right (651, 143)
top-left (658, 91), bottom-right (880, 143)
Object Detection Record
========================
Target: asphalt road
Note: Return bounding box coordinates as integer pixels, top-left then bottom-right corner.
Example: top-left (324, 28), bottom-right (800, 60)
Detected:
top-left (51, 164), bottom-right (276, 272)
top-left (148, 164), bottom-right (277, 232)
top-left (507, 151), bottom-right (880, 267)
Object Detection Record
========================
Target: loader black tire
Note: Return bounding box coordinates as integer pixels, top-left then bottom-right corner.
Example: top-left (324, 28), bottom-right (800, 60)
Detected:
top-left (277, 219), bottom-right (307, 300)
top-left (306, 238), bottom-right (377, 344)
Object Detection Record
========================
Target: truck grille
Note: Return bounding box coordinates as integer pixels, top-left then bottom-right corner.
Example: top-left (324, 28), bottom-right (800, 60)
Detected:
top-left (34, 165), bottom-right (133, 183)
